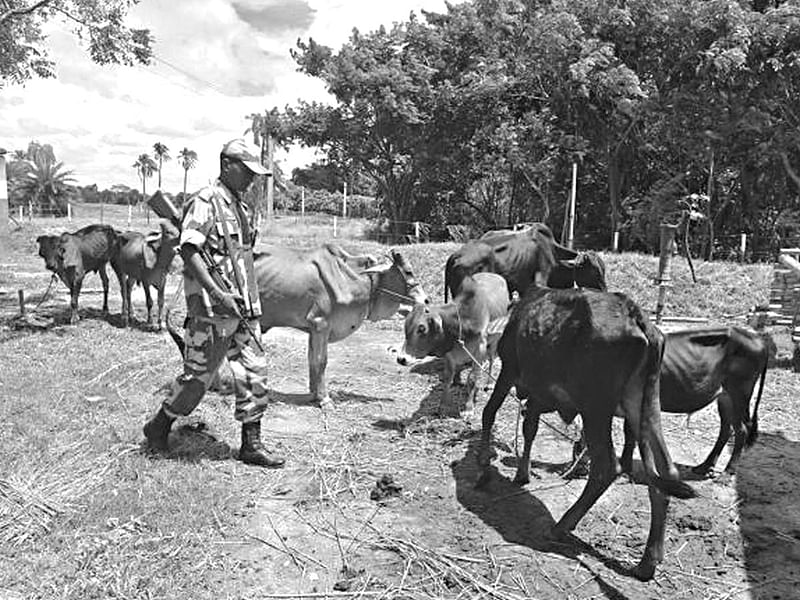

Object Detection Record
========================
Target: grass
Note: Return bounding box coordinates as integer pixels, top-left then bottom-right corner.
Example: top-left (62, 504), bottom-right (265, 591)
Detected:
top-left (0, 212), bottom-right (791, 599)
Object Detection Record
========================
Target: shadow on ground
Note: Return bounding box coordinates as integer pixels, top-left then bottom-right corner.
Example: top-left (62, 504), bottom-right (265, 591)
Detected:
top-left (736, 431), bottom-right (800, 598)
top-left (450, 437), bottom-right (654, 599)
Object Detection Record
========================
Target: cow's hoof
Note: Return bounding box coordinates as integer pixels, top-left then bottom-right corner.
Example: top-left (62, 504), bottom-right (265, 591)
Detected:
top-left (691, 463), bottom-right (714, 478)
top-left (631, 560), bottom-right (657, 582)
top-left (513, 471), bottom-right (530, 486)
top-left (318, 397), bottom-right (334, 411)
top-left (459, 409), bottom-right (474, 421)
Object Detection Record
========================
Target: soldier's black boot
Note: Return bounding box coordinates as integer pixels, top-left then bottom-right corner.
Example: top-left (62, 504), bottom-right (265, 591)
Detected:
top-left (240, 420), bottom-right (286, 468)
top-left (143, 407), bottom-right (174, 452)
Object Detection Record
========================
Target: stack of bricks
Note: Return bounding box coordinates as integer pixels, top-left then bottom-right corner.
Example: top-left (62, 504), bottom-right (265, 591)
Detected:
top-left (769, 248), bottom-right (800, 338)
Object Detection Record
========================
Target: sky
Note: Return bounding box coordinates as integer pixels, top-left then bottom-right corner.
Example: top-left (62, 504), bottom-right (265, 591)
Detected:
top-left (1, 0), bottom-right (453, 194)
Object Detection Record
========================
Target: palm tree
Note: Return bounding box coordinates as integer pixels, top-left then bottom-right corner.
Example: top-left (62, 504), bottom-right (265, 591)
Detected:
top-left (177, 147), bottom-right (198, 197)
top-left (132, 153), bottom-right (157, 205)
top-left (153, 142), bottom-right (170, 189)
top-left (13, 154), bottom-right (76, 216)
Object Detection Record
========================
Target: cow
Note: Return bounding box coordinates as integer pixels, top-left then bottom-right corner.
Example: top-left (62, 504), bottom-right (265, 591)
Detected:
top-left (444, 223), bottom-right (607, 302)
top-left (617, 326), bottom-right (769, 476)
top-left (444, 224), bottom-right (556, 302)
top-left (547, 250), bottom-right (607, 291)
top-left (477, 286), bottom-right (696, 581)
top-left (36, 224), bottom-right (123, 324)
top-left (166, 244), bottom-right (428, 408)
top-left (400, 272), bottom-right (510, 418)
top-left (113, 221), bottom-right (181, 329)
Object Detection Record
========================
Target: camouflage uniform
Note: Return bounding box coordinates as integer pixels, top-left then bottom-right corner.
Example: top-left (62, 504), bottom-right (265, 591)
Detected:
top-left (161, 179), bottom-right (269, 424)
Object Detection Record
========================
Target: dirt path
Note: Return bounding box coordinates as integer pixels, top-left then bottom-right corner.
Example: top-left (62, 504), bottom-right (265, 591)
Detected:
top-left (195, 324), bottom-right (800, 600)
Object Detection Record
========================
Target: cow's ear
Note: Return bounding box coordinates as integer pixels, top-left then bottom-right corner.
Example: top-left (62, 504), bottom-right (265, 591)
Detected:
top-left (143, 242), bottom-right (158, 270)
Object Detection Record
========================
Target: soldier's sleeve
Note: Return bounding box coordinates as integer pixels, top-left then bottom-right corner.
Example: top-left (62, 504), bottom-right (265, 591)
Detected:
top-left (180, 189), bottom-right (214, 248)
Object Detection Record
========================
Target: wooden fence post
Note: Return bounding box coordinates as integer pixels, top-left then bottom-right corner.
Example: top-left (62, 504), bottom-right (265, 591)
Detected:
top-left (414, 221), bottom-right (420, 242)
top-left (655, 223), bottom-right (678, 325)
top-left (67, 202), bottom-right (72, 222)
top-left (128, 204), bottom-right (132, 228)
top-left (612, 230), bottom-right (620, 252)
top-left (28, 200), bottom-right (32, 222)
top-left (740, 233), bottom-right (747, 262)
top-left (100, 201), bottom-right (104, 224)
top-left (18, 290), bottom-right (25, 317)
top-left (333, 215), bottom-right (338, 238)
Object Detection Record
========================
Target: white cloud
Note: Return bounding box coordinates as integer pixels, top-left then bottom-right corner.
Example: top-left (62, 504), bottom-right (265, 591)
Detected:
top-left (0, 0), bottom-right (453, 192)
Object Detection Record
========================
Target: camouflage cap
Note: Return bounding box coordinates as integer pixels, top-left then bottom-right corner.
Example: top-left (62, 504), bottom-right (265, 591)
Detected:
top-left (221, 138), bottom-right (268, 175)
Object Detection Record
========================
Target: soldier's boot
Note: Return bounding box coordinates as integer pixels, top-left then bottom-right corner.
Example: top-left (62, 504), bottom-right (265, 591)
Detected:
top-left (239, 420), bottom-right (286, 468)
top-left (143, 407), bottom-right (175, 452)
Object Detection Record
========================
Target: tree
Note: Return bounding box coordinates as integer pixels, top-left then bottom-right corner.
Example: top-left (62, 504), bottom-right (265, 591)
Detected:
top-left (152, 142), bottom-right (170, 189)
top-left (132, 153), bottom-right (156, 204)
top-left (12, 150), bottom-right (76, 215)
top-left (0, 0), bottom-right (153, 88)
top-left (177, 147), bottom-right (198, 197)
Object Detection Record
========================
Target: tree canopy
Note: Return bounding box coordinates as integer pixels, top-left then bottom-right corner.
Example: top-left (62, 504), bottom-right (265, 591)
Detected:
top-left (0, 0), bottom-right (153, 87)
top-left (273, 0), bottom-right (800, 256)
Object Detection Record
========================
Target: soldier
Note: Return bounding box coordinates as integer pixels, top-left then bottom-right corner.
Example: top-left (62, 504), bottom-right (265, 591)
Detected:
top-left (143, 138), bottom-right (285, 468)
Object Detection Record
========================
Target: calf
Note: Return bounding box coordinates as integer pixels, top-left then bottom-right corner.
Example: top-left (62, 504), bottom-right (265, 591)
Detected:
top-left (620, 326), bottom-right (769, 476)
top-left (401, 272), bottom-right (509, 418)
top-left (36, 224), bottom-right (123, 324)
top-left (478, 286), bottom-right (695, 581)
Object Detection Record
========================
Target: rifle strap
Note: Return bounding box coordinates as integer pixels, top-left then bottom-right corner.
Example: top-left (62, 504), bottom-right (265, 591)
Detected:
top-left (209, 194), bottom-right (248, 308)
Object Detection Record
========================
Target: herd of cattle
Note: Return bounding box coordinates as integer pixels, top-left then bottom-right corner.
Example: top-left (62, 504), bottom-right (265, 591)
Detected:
top-left (34, 220), bottom-right (770, 582)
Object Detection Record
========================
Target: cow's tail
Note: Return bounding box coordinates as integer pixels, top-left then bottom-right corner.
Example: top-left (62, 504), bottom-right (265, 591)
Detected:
top-left (164, 308), bottom-right (185, 356)
top-left (746, 358), bottom-right (768, 447)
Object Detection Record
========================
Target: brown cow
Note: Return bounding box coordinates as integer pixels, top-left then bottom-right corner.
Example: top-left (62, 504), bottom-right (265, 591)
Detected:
top-left (400, 272), bottom-right (510, 418)
top-left (477, 286), bottom-right (696, 581)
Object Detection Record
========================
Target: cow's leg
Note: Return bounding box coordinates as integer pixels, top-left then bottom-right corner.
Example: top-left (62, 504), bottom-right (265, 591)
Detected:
top-left (69, 272), bottom-right (83, 324)
top-left (724, 388), bottom-right (750, 473)
top-left (156, 279), bottom-right (166, 331)
top-left (554, 413), bottom-right (617, 535)
top-left (632, 484), bottom-right (670, 581)
top-left (99, 267), bottom-right (110, 314)
top-left (476, 366), bottom-right (515, 488)
top-left (308, 330), bottom-right (333, 409)
top-left (144, 285), bottom-right (154, 328)
top-left (514, 402), bottom-right (542, 485)
top-left (112, 264), bottom-right (128, 326)
top-left (620, 419), bottom-right (636, 473)
top-left (125, 279), bottom-right (135, 325)
top-left (693, 391), bottom-right (732, 476)
top-left (439, 357), bottom-right (457, 417)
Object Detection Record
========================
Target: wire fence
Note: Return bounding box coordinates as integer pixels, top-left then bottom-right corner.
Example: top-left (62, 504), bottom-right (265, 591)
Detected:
top-left (9, 201), bottom-right (800, 260)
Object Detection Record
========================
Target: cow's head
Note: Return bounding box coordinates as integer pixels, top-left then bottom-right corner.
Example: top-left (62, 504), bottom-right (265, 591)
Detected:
top-left (36, 235), bottom-right (61, 272)
top-left (365, 250), bottom-right (428, 321)
top-left (400, 303), bottom-right (445, 363)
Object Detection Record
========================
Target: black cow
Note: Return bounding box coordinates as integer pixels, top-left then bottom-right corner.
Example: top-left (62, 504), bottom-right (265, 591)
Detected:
top-left (444, 224), bottom-right (556, 302)
top-left (477, 286), bottom-right (695, 581)
top-left (620, 326), bottom-right (769, 476)
top-left (36, 224), bottom-right (123, 324)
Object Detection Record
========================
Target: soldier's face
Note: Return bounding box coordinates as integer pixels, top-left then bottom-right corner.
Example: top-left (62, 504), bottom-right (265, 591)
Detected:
top-left (221, 158), bottom-right (257, 193)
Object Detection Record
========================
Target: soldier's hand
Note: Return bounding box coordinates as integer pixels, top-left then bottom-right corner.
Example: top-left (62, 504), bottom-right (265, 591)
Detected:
top-left (214, 291), bottom-right (243, 318)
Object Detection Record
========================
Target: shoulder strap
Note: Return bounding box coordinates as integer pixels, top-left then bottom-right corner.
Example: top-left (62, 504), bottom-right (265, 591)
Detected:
top-left (208, 194), bottom-right (247, 304)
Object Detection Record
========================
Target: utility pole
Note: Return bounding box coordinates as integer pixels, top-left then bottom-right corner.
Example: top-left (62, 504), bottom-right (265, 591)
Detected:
top-left (342, 181), bottom-right (348, 218)
top-left (0, 148), bottom-right (9, 257)
top-left (566, 162), bottom-right (577, 249)
top-left (266, 133), bottom-right (274, 224)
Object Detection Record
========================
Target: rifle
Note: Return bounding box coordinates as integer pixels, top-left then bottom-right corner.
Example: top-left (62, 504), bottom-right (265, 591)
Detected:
top-left (147, 190), bottom-right (264, 353)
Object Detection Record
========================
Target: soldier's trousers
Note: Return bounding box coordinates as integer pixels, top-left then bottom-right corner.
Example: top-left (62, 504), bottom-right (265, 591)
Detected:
top-left (162, 315), bottom-right (269, 423)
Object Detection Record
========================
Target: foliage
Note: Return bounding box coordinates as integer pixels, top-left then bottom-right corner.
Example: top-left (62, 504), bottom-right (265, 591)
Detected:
top-left (131, 153), bottom-right (156, 201)
top-left (152, 142), bottom-right (170, 189)
top-left (0, 0), bottom-right (153, 88)
top-left (6, 141), bottom-right (75, 215)
top-left (264, 0), bottom-right (800, 258)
